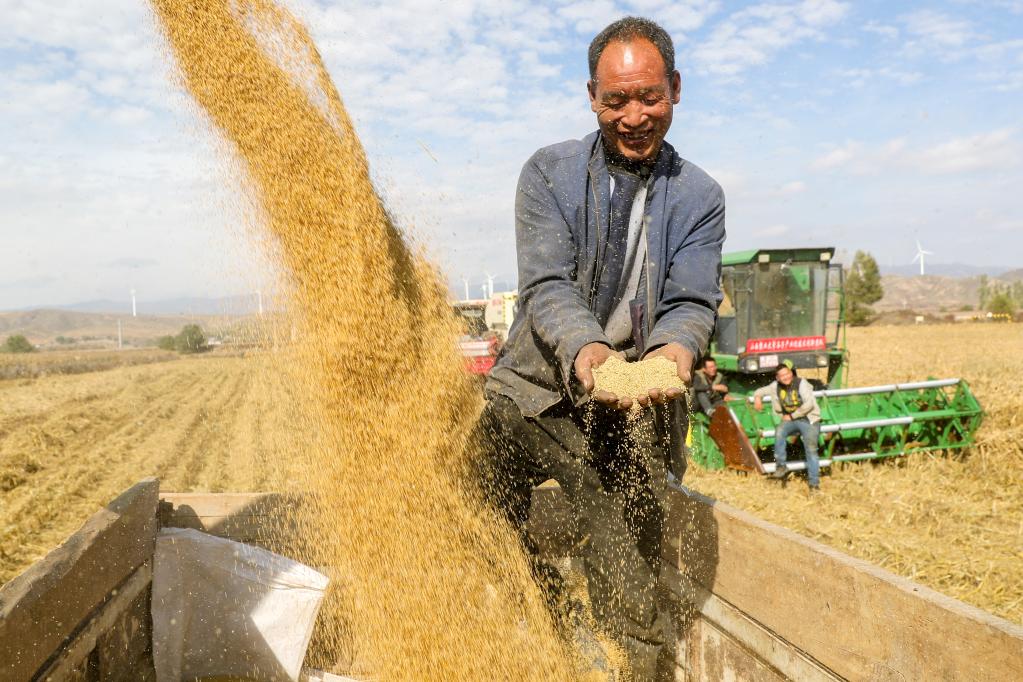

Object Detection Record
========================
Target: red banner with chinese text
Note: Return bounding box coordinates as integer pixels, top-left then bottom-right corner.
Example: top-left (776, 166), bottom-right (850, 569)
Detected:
top-left (746, 336), bottom-right (827, 353)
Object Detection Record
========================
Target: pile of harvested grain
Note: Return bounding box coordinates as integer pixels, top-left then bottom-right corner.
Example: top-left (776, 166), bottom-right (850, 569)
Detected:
top-left (150, 1), bottom-right (578, 679)
top-left (593, 356), bottom-right (683, 406)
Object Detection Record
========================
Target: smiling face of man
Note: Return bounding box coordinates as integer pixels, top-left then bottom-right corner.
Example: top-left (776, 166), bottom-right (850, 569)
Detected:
top-left (588, 37), bottom-right (680, 164)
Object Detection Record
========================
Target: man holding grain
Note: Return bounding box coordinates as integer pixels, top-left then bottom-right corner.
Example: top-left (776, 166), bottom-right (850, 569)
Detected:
top-left (474, 17), bottom-right (725, 679)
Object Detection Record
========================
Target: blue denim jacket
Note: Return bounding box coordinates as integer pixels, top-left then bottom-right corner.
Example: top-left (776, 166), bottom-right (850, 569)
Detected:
top-left (487, 131), bottom-right (725, 418)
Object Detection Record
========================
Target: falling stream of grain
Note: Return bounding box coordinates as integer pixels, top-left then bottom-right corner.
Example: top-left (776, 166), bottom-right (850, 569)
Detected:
top-left (149, 1), bottom-right (579, 678)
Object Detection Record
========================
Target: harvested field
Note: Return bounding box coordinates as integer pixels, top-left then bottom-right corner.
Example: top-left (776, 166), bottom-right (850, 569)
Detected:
top-left (0, 354), bottom-right (306, 583)
top-left (1, 323), bottom-right (1020, 627)
top-left (685, 322), bottom-right (1023, 624)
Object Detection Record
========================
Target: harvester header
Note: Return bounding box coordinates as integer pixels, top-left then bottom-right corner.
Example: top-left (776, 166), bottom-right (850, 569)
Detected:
top-left (690, 246), bottom-right (984, 475)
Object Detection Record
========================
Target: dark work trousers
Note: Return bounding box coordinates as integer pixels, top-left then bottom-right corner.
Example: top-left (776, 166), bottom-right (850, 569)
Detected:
top-left (473, 393), bottom-right (672, 680)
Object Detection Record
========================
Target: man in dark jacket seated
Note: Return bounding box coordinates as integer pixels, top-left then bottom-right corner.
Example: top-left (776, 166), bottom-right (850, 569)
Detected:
top-left (691, 356), bottom-right (730, 417)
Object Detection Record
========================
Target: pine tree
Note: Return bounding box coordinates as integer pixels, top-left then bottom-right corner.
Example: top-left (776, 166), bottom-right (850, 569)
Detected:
top-left (845, 251), bottom-right (883, 326)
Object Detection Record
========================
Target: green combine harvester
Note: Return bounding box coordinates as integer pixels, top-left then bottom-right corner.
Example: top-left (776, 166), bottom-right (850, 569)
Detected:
top-left (689, 247), bottom-right (984, 476)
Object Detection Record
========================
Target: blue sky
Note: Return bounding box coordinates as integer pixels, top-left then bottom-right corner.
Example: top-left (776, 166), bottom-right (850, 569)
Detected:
top-left (1, 0), bottom-right (1021, 309)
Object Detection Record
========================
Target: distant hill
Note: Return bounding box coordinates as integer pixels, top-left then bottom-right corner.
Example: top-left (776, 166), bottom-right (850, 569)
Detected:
top-left (877, 271), bottom-right (1019, 312)
top-left (878, 276), bottom-right (976, 311)
top-left (879, 263), bottom-right (1013, 278)
top-left (0, 309), bottom-right (253, 347)
top-left (1000, 268), bottom-right (1023, 282)
top-left (27, 294), bottom-right (262, 316)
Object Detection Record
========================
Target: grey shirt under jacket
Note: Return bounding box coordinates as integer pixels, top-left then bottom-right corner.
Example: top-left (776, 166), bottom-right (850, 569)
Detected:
top-left (487, 131), bottom-right (726, 418)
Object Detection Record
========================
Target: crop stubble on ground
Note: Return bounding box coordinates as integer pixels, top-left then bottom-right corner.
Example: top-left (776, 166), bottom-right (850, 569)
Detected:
top-left (0, 354), bottom-right (306, 582)
top-left (1, 324), bottom-right (1020, 625)
top-left (686, 323), bottom-right (1023, 624)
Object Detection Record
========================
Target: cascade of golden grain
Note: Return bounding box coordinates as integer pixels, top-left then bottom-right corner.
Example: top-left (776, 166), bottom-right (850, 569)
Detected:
top-left (148, 1), bottom-right (579, 678)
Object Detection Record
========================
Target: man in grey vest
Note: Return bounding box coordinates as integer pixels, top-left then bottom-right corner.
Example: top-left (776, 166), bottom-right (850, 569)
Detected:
top-left (474, 16), bottom-right (725, 679)
top-left (753, 360), bottom-right (822, 490)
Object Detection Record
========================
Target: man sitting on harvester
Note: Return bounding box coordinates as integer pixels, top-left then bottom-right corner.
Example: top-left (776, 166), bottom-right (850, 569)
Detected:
top-left (753, 360), bottom-right (822, 490)
top-left (473, 16), bottom-right (724, 680)
top-left (692, 356), bottom-right (730, 416)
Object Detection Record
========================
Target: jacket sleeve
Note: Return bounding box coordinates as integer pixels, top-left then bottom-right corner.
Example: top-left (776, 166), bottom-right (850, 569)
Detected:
top-left (515, 153), bottom-right (610, 395)
top-left (644, 181), bottom-right (726, 360)
top-left (753, 382), bottom-right (782, 416)
top-left (789, 380), bottom-right (817, 419)
top-left (752, 382), bottom-right (775, 400)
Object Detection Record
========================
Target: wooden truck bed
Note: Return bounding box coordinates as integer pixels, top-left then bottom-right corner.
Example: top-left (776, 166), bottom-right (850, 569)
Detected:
top-left (2, 478), bottom-right (1022, 681)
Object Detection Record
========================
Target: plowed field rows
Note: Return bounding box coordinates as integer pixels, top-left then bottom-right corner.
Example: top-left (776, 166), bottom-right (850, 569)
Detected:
top-left (0, 355), bottom-right (303, 582)
top-left (1, 324), bottom-right (1020, 625)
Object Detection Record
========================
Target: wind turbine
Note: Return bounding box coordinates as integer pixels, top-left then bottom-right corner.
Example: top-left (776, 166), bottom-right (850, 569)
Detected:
top-left (912, 240), bottom-right (934, 276)
top-left (130, 288), bottom-right (137, 317)
top-left (461, 276), bottom-right (470, 301)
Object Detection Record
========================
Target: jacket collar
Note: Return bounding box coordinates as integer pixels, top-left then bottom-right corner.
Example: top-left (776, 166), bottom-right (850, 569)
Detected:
top-left (586, 130), bottom-right (675, 179)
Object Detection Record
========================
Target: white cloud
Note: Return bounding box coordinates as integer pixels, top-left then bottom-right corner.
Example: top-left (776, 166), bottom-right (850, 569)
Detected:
top-left (705, 169), bottom-right (747, 195)
top-left (863, 21), bottom-right (899, 40)
top-left (109, 105), bottom-right (153, 126)
top-left (624, 0), bottom-right (722, 34)
top-left (558, 0), bottom-right (622, 34)
top-left (971, 39), bottom-right (1023, 92)
top-left (952, 0), bottom-right (1023, 15)
top-left (2, 0), bottom-right (1021, 307)
top-left (835, 66), bottom-right (923, 88)
top-left (755, 224), bottom-right (791, 237)
top-left (811, 142), bottom-right (861, 170)
top-left (901, 10), bottom-right (977, 52)
top-left (691, 0), bottom-right (850, 77)
top-left (916, 129), bottom-right (1018, 174)
top-left (811, 130), bottom-right (1019, 176)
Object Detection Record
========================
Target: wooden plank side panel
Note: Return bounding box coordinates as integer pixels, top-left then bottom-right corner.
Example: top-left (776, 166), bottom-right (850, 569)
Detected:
top-left (664, 485), bottom-right (1023, 682)
top-left (94, 575), bottom-right (155, 682)
top-left (684, 617), bottom-right (788, 682)
top-left (34, 564), bottom-right (154, 681)
top-left (663, 564), bottom-right (841, 682)
top-left (158, 492), bottom-right (298, 547)
top-left (0, 479), bottom-right (159, 681)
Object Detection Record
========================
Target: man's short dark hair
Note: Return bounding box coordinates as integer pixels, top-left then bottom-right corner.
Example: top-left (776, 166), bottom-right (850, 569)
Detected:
top-left (588, 17), bottom-right (675, 82)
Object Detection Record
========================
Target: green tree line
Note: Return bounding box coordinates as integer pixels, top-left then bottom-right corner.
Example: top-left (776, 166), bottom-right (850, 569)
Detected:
top-left (1, 335), bottom-right (35, 353)
top-left (978, 275), bottom-right (1022, 315)
top-left (157, 324), bottom-right (208, 353)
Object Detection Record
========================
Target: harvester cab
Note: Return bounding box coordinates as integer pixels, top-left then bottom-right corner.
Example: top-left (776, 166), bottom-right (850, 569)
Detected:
top-left (690, 247), bottom-right (983, 476)
top-left (713, 248), bottom-right (845, 392)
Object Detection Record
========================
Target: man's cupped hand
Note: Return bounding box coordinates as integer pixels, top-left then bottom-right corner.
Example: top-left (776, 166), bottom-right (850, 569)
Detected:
top-left (575, 341), bottom-right (694, 412)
